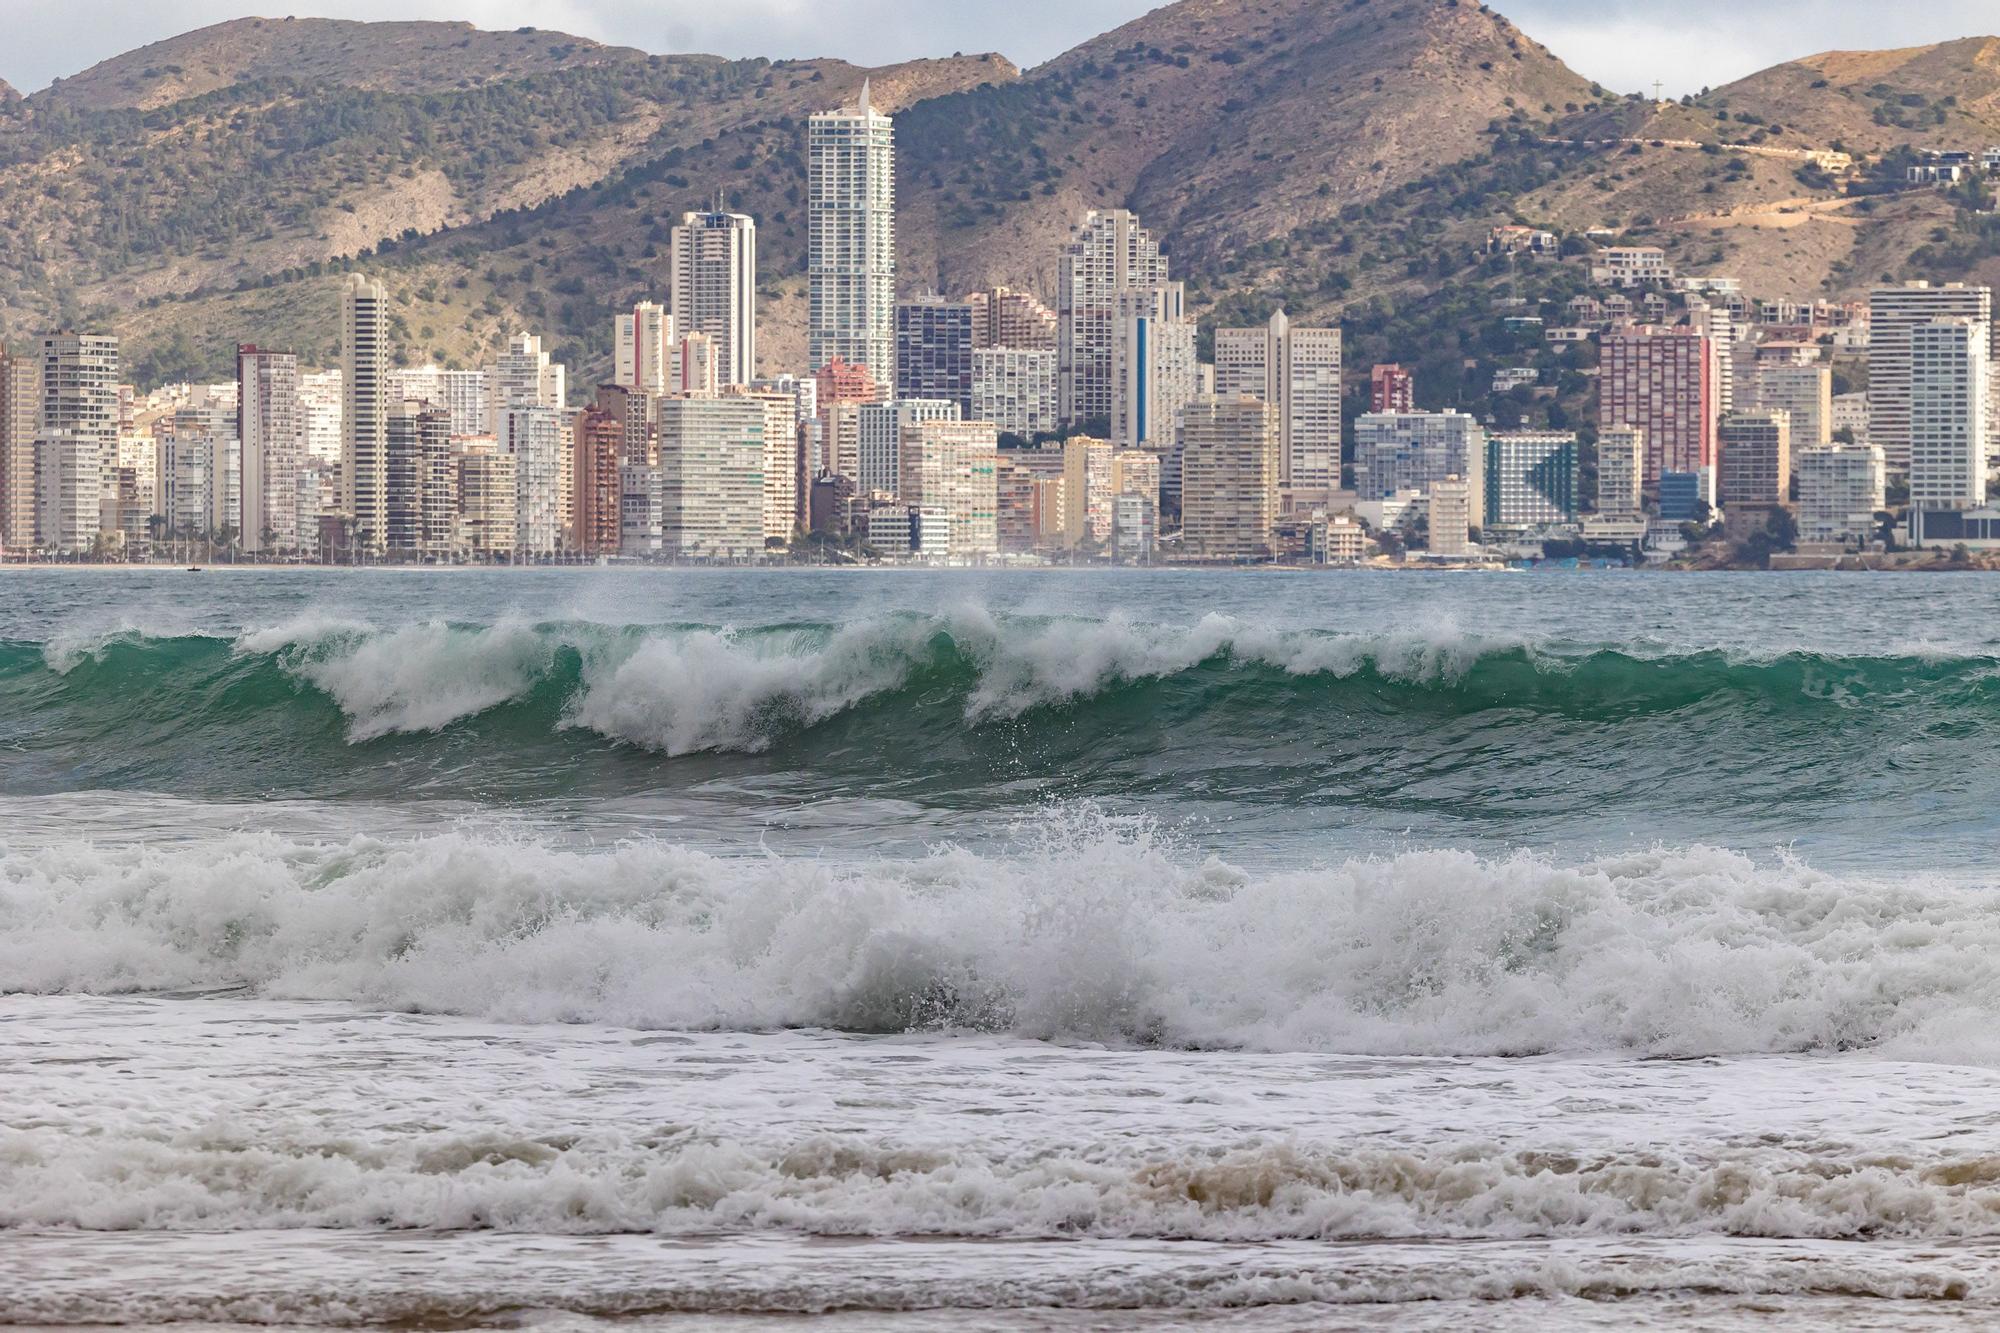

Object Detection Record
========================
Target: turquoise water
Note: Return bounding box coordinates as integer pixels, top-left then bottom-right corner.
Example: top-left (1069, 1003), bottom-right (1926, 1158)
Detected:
top-left (2, 567), bottom-right (1996, 868)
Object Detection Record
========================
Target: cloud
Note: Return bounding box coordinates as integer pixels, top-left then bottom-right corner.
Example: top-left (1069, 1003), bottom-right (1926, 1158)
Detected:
top-left (1501, 0), bottom-right (2000, 96)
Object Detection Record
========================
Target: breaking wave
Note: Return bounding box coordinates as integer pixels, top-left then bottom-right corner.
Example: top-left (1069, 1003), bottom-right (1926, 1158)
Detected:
top-left (7, 610), bottom-right (1999, 763)
top-left (8, 811), bottom-right (2000, 1064)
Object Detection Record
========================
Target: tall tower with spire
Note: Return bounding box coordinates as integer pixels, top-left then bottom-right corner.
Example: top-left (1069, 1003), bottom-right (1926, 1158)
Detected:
top-left (807, 80), bottom-right (896, 381)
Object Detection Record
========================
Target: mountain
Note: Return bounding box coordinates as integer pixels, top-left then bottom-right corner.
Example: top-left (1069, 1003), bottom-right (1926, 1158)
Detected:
top-left (2, 1), bottom-right (2000, 405)
top-left (37, 18), bottom-right (650, 110)
top-left (1704, 37), bottom-right (2000, 152)
top-left (0, 80), bottom-right (17, 103)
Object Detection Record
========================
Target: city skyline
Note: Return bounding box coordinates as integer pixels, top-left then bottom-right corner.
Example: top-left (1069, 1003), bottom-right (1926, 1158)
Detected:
top-left (10, 0), bottom-right (2000, 101)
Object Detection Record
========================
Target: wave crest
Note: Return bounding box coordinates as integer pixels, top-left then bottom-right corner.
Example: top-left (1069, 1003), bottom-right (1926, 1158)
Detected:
top-left (12, 612), bottom-right (1992, 760)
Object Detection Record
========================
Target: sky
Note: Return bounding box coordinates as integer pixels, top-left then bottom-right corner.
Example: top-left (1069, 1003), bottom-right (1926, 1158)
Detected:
top-left (2, 0), bottom-right (1997, 98)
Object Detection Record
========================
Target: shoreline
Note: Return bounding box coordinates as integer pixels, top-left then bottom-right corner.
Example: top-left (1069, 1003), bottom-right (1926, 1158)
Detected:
top-left (0, 560), bottom-right (1989, 574)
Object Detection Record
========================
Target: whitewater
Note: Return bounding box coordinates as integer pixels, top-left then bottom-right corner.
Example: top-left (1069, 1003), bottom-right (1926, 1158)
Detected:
top-left (11, 568), bottom-right (2000, 1329)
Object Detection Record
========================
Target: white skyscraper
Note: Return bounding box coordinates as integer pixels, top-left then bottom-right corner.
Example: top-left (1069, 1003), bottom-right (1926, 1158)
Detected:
top-left (501, 405), bottom-right (565, 558)
top-left (341, 274), bottom-right (390, 552)
top-left (808, 82), bottom-right (895, 378)
top-left (615, 302), bottom-right (674, 396)
top-left (1869, 281), bottom-right (1993, 472)
top-left (656, 395), bottom-right (767, 561)
top-left (1058, 209), bottom-right (1168, 431)
top-left (491, 332), bottom-right (566, 419)
top-left (1908, 318), bottom-right (1989, 518)
top-left (37, 430), bottom-right (100, 555)
top-left (298, 370), bottom-right (343, 467)
top-left (1109, 283), bottom-right (1199, 454)
top-left (672, 210), bottom-right (758, 387)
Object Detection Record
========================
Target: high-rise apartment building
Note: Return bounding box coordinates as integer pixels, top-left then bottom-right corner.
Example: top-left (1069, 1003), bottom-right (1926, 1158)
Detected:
top-left (1484, 431), bottom-right (1578, 529)
top-left (1596, 425), bottom-right (1644, 518)
top-left (1428, 476), bottom-right (1475, 557)
top-left (1110, 283), bottom-right (1199, 453)
top-left (1718, 410), bottom-right (1792, 512)
top-left (1744, 362), bottom-right (1832, 451)
top-left (38, 332), bottom-right (119, 550)
top-left (501, 406), bottom-right (566, 558)
top-left (572, 405), bottom-right (624, 558)
top-left (678, 332), bottom-right (720, 397)
top-left (737, 386), bottom-right (799, 545)
top-left (384, 400), bottom-right (455, 559)
top-left (492, 332), bottom-right (567, 417)
top-left (38, 429), bottom-right (100, 554)
top-left (656, 395), bottom-right (767, 560)
top-left (858, 399), bottom-right (958, 497)
top-left (0, 348), bottom-right (38, 551)
top-left (898, 420), bottom-right (999, 559)
top-left (972, 348), bottom-right (1058, 439)
top-left (1111, 448), bottom-right (1161, 560)
top-left (594, 383), bottom-right (656, 467)
top-left (1600, 326), bottom-right (1717, 483)
top-left (1907, 318), bottom-right (1990, 519)
top-left (895, 296), bottom-right (976, 413)
top-left (1180, 395), bottom-right (1279, 560)
top-left (455, 442), bottom-right (517, 560)
top-left (158, 404), bottom-right (229, 536)
top-left (808, 82), bottom-right (895, 378)
top-left (1797, 445), bottom-right (1886, 546)
top-left (817, 402), bottom-right (859, 483)
top-left (1058, 209), bottom-right (1168, 430)
top-left (298, 370), bottom-right (343, 467)
top-left (967, 287), bottom-right (1057, 350)
top-left (237, 346), bottom-right (300, 553)
top-left (1212, 311), bottom-right (1343, 498)
top-left (390, 366), bottom-right (491, 439)
top-left (1061, 436), bottom-right (1114, 549)
top-left (614, 302), bottom-right (675, 396)
top-left (671, 211), bottom-right (758, 387)
top-left (756, 374), bottom-right (821, 526)
top-left (994, 449), bottom-right (1066, 553)
top-left (1356, 410), bottom-right (1486, 523)
top-left (1869, 281), bottom-right (1992, 472)
top-left (341, 275), bottom-right (390, 551)
top-left (1370, 363), bottom-right (1415, 414)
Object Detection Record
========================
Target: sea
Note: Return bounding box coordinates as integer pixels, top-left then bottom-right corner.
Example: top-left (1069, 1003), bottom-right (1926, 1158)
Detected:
top-left (8, 566), bottom-right (2000, 1330)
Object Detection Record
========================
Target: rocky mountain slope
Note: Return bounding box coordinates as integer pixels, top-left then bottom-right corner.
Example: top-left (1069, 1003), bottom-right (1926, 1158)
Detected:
top-left (1, 2), bottom-right (1998, 398)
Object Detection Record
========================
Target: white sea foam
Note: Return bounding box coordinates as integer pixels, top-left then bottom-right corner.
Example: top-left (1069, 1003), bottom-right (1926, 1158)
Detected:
top-left (6, 1121), bottom-right (1997, 1240)
top-left (247, 618), bottom-right (573, 740)
top-left (566, 619), bottom-right (938, 755)
top-left (6, 813), bottom-right (2000, 1064)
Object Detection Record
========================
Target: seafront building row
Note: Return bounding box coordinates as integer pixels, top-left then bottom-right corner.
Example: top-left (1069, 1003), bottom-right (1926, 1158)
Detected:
top-left (0, 85), bottom-right (1988, 564)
